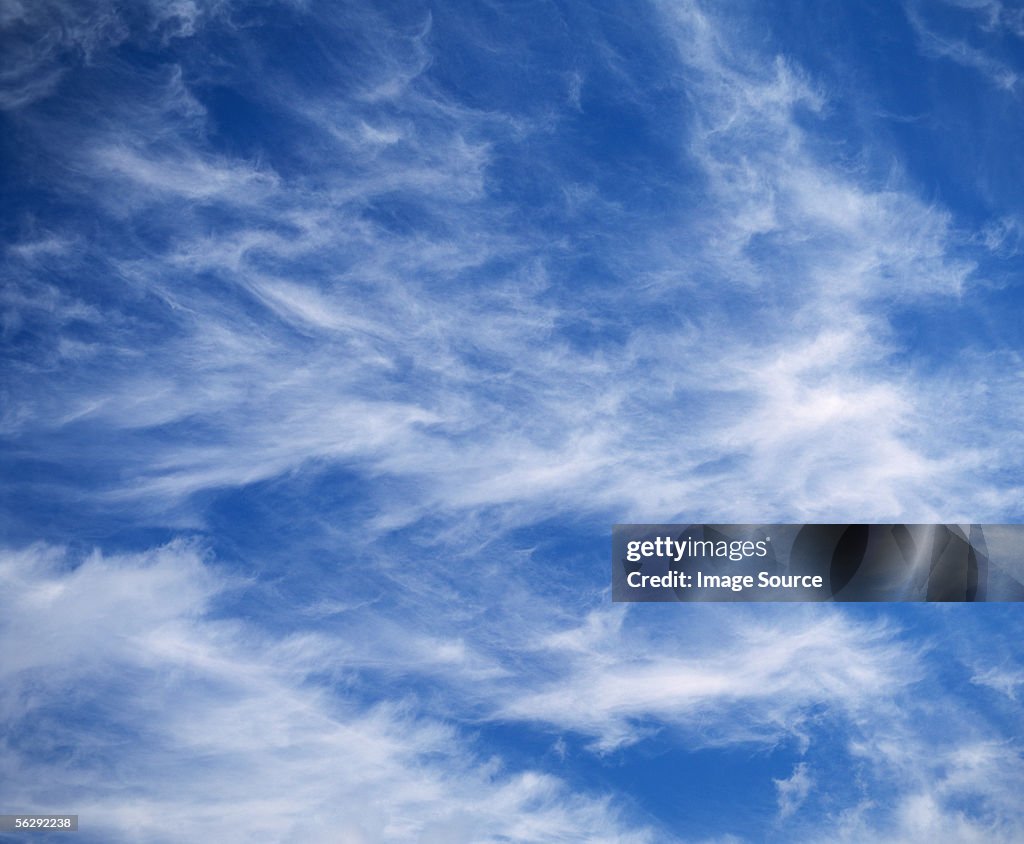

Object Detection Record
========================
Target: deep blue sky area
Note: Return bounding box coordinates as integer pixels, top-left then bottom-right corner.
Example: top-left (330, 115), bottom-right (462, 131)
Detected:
top-left (2, 1), bottom-right (1024, 842)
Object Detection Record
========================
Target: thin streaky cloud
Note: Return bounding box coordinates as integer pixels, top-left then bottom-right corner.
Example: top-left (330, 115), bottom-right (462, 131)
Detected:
top-left (3, 1), bottom-right (1024, 842)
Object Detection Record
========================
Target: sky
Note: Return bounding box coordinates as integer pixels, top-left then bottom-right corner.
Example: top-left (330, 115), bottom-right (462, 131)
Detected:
top-left (2, 0), bottom-right (1024, 841)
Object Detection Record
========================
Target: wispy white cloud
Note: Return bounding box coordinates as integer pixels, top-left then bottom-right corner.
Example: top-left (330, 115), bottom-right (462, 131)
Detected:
top-left (496, 607), bottom-right (913, 752)
top-left (0, 0), bottom-right (220, 110)
top-left (0, 543), bottom-right (661, 844)
top-left (3, 0), bottom-right (1017, 531)
top-left (92, 145), bottom-right (279, 202)
top-left (970, 665), bottom-right (1024, 699)
top-left (5, 1), bottom-right (1024, 841)
top-left (774, 762), bottom-right (812, 819)
top-left (905, 0), bottom-right (1022, 92)
top-left (7, 538), bottom-right (1024, 842)
top-left (817, 738), bottom-right (1024, 843)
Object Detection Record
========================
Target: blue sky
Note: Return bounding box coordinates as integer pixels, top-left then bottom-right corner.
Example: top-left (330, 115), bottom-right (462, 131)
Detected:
top-left (2, 0), bottom-right (1024, 841)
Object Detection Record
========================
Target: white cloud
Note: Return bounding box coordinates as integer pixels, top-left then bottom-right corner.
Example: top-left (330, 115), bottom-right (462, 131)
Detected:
top-left (774, 762), bottom-right (812, 819)
top-left (970, 666), bottom-right (1024, 699)
top-left (3, 0), bottom-right (1018, 532)
top-left (5, 3), bottom-right (1024, 840)
top-left (0, 543), bottom-right (660, 844)
top-left (905, 0), bottom-right (1022, 91)
top-left (91, 146), bottom-right (279, 203)
top-left (496, 607), bottom-right (912, 751)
